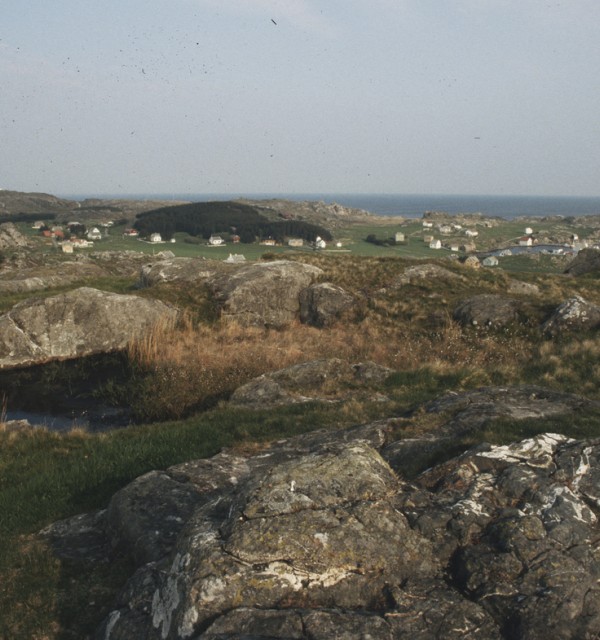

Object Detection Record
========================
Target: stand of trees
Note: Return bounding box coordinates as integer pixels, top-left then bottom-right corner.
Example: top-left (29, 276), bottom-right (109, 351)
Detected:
top-left (134, 201), bottom-right (332, 243)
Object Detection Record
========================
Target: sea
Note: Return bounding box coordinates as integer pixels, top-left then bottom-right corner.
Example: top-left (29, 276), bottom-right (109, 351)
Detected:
top-left (67, 193), bottom-right (600, 220)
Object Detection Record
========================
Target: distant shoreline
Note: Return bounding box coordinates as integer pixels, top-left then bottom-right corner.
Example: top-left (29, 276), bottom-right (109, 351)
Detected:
top-left (57, 192), bottom-right (600, 220)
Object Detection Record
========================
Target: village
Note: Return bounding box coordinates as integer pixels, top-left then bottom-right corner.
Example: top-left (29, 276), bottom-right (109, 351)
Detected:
top-left (24, 210), bottom-right (600, 274)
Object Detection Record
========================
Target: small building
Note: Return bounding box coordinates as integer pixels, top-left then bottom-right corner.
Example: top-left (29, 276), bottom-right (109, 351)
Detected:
top-left (525, 227), bottom-right (534, 235)
top-left (231, 234), bottom-right (241, 244)
top-left (429, 239), bottom-right (442, 250)
top-left (465, 229), bottom-right (479, 238)
top-left (208, 235), bottom-right (224, 246)
top-left (482, 256), bottom-right (499, 267)
top-left (87, 227), bottom-right (102, 240)
top-left (499, 249), bottom-right (513, 257)
top-left (424, 234), bottom-right (435, 244)
top-left (448, 243), bottom-right (460, 252)
top-left (123, 228), bottom-right (139, 237)
top-left (422, 221), bottom-right (434, 228)
top-left (260, 238), bottom-right (276, 246)
top-left (315, 236), bottom-right (327, 249)
top-left (438, 225), bottom-right (453, 235)
top-left (460, 243), bottom-right (477, 253)
top-left (61, 242), bottom-right (74, 254)
top-left (288, 238), bottom-right (304, 247)
top-left (32, 220), bottom-right (45, 230)
top-left (394, 232), bottom-right (405, 243)
top-left (518, 236), bottom-right (533, 247)
top-left (149, 233), bottom-right (162, 243)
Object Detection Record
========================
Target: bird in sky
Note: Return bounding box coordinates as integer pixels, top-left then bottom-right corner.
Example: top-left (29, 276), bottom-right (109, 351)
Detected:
top-left (271, 18), bottom-right (277, 25)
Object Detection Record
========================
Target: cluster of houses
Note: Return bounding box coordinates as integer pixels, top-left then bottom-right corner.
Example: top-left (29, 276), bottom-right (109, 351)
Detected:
top-left (33, 220), bottom-right (115, 253)
top-left (420, 219), bottom-right (482, 254)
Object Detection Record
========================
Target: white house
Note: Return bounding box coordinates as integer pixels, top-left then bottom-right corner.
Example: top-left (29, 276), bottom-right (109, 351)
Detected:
top-left (525, 227), bottom-right (533, 235)
top-left (288, 238), bottom-right (304, 247)
top-left (208, 235), bottom-right (224, 246)
top-left (315, 236), bottom-right (327, 249)
top-left (429, 239), bottom-right (442, 250)
top-left (395, 232), bottom-right (405, 243)
top-left (483, 256), bottom-right (499, 267)
top-left (465, 229), bottom-right (479, 238)
top-left (149, 233), bottom-right (162, 243)
top-left (87, 227), bottom-right (102, 240)
top-left (519, 236), bottom-right (533, 247)
top-left (422, 221), bottom-right (434, 228)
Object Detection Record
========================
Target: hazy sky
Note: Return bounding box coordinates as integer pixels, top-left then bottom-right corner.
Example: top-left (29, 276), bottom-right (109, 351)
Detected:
top-left (2, 0), bottom-right (599, 197)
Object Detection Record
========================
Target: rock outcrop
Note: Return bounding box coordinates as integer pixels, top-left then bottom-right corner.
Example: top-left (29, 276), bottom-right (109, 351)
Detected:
top-left (390, 263), bottom-right (465, 287)
top-left (0, 287), bottom-right (177, 369)
top-left (138, 258), bottom-right (230, 288)
top-left (298, 282), bottom-right (355, 327)
top-left (0, 261), bottom-right (108, 294)
top-left (453, 294), bottom-right (520, 328)
top-left (564, 247), bottom-right (600, 276)
top-left (0, 222), bottom-right (29, 250)
top-left (542, 295), bottom-right (600, 336)
top-left (207, 260), bottom-right (323, 328)
top-left (229, 358), bottom-right (393, 408)
top-left (35, 386), bottom-right (600, 640)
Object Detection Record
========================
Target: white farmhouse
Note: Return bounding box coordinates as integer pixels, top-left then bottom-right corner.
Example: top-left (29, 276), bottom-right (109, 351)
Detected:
top-left (149, 233), bottom-right (162, 243)
top-left (429, 239), bottom-right (442, 250)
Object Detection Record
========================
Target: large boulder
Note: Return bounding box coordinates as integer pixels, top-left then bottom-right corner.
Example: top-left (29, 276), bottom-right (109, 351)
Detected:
top-left (91, 418), bottom-right (600, 639)
top-left (564, 248), bottom-right (600, 276)
top-left (206, 260), bottom-right (323, 328)
top-left (299, 282), bottom-right (355, 327)
top-left (542, 295), bottom-right (600, 336)
top-left (34, 389), bottom-right (600, 639)
top-left (453, 294), bottom-right (520, 328)
top-left (0, 287), bottom-right (177, 369)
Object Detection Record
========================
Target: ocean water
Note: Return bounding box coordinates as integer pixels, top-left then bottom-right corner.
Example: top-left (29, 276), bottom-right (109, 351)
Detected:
top-left (66, 193), bottom-right (600, 220)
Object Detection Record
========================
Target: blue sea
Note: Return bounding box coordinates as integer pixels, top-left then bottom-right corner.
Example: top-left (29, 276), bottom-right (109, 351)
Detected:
top-left (65, 193), bottom-right (600, 220)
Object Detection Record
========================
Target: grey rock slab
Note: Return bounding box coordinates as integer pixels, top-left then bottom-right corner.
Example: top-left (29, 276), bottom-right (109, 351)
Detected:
top-left (453, 294), bottom-right (520, 328)
top-left (206, 260), bottom-right (323, 327)
top-left (298, 282), bottom-right (355, 327)
top-left (542, 295), bottom-right (600, 336)
top-left (0, 286), bottom-right (177, 369)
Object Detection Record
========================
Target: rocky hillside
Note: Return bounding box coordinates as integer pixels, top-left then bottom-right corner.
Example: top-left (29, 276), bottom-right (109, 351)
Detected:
top-left (2, 239), bottom-right (600, 638)
top-left (40, 386), bottom-right (600, 639)
top-left (0, 190), bottom-right (188, 224)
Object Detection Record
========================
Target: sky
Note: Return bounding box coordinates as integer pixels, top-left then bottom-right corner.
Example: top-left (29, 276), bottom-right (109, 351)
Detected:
top-left (1, 0), bottom-right (599, 197)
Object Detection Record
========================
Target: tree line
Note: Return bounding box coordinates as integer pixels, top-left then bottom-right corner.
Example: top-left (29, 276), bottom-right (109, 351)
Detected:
top-left (134, 201), bottom-right (332, 243)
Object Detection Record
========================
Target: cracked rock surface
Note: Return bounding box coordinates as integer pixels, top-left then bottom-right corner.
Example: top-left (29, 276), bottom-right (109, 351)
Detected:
top-left (34, 387), bottom-right (600, 639)
top-left (76, 401), bottom-right (600, 639)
